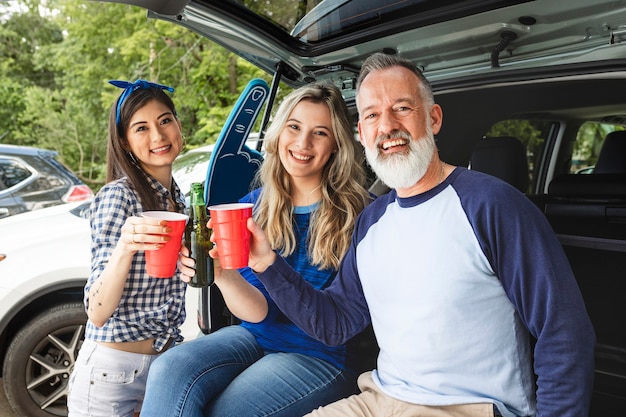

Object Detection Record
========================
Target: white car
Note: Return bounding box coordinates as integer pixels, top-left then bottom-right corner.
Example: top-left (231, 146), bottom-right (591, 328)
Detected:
top-left (173, 135), bottom-right (261, 201)
top-left (0, 200), bottom-right (93, 417)
top-left (172, 144), bottom-right (215, 200)
top-left (0, 148), bottom-right (212, 417)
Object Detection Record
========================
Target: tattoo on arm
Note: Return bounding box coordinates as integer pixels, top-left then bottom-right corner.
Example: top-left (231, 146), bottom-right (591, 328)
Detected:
top-left (90, 281), bottom-right (103, 309)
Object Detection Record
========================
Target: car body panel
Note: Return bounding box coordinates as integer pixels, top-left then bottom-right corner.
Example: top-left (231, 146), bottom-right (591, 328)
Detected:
top-left (172, 144), bottom-right (216, 199)
top-left (0, 201), bottom-right (91, 328)
top-left (0, 201), bottom-right (91, 287)
top-left (0, 198), bottom-right (200, 368)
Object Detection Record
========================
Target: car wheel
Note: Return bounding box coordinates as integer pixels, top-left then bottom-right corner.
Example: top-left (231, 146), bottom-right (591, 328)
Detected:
top-left (2, 302), bottom-right (86, 417)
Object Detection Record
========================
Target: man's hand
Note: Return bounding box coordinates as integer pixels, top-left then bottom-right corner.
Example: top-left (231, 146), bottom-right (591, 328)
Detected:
top-left (245, 217), bottom-right (276, 272)
top-left (206, 217), bottom-right (276, 273)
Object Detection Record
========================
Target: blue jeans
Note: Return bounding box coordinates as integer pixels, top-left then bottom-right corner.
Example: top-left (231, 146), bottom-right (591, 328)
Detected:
top-left (140, 325), bottom-right (357, 417)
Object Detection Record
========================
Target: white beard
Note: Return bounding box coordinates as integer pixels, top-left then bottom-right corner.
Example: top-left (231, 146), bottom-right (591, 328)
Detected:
top-left (364, 125), bottom-right (436, 189)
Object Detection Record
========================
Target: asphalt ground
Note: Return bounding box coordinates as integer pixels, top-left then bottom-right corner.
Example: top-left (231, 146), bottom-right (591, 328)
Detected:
top-left (0, 380), bottom-right (20, 417)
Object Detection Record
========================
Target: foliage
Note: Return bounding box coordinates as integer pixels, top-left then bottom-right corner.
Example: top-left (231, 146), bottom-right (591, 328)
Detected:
top-left (573, 122), bottom-right (621, 166)
top-left (486, 119), bottom-right (624, 175)
top-left (0, 0), bottom-right (270, 191)
top-left (486, 119), bottom-right (545, 151)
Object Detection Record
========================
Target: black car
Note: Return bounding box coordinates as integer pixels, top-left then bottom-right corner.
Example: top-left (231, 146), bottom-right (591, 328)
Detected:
top-left (0, 144), bottom-right (94, 219)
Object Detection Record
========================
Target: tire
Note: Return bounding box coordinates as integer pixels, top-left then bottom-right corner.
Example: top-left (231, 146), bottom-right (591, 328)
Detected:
top-left (3, 302), bottom-right (86, 417)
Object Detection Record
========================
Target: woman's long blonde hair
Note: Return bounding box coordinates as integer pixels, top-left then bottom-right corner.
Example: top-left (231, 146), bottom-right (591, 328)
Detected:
top-left (254, 81), bottom-right (371, 270)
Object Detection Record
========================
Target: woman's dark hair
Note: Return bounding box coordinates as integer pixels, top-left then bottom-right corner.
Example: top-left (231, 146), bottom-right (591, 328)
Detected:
top-left (106, 88), bottom-right (178, 210)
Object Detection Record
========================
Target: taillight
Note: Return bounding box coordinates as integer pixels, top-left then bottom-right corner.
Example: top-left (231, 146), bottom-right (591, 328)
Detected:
top-left (64, 185), bottom-right (94, 202)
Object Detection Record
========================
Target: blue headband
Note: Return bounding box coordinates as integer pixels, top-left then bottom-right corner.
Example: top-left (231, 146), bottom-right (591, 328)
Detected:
top-left (108, 79), bottom-right (175, 126)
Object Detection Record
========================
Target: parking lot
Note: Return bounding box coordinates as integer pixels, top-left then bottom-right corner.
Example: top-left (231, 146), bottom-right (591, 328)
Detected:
top-left (0, 381), bottom-right (19, 417)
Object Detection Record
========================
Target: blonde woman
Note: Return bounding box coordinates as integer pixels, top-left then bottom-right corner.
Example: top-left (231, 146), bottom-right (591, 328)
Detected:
top-left (142, 81), bottom-right (372, 417)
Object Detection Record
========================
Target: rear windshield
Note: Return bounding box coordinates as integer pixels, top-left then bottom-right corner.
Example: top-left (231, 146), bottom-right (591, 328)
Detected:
top-left (233, 0), bottom-right (521, 43)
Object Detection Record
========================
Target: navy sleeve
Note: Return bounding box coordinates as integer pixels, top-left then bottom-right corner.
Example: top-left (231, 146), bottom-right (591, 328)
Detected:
top-left (456, 170), bottom-right (596, 417)
top-left (255, 235), bottom-right (371, 346)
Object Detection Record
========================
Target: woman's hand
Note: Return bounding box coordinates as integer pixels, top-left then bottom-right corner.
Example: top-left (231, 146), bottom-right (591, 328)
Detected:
top-left (89, 215), bottom-right (173, 327)
top-left (202, 218), bottom-right (270, 322)
top-left (177, 245), bottom-right (195, 283)
top-left (120, 216), bottom-right (172, 253)
top-left (179, 240), bottom-right (234, 285)
top-left (245, 217), bottom-right (276, 273)
top-left (206, 217), bottom-right (275, 273)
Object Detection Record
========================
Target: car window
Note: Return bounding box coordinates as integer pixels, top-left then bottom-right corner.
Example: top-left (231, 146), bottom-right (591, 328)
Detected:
top-left (484, 119), bottom-right (555, 193)
top-left (483, 119), bottom-right (626, 192)
top-left (47, 157), bottom-right (82, 185)
top-left (173, 150), bottom-right (213, 197)
top-left (571, 122), bottom-right (624, 174)
top-left (0, 157), bottom-right (35, 191)
top-left (232, 0), bottom-right (523, 43)
top-left (15, 154), bottom-right (70, 194)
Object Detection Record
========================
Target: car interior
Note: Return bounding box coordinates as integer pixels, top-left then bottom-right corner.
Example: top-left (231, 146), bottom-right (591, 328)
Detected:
top-left (436, 72), bottom-right (626, 412)
top-left (190, 64), bottom-right (626, 412)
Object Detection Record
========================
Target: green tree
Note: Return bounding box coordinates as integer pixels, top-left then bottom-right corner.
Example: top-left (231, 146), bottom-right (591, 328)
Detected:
top-left (0, 0), bottom-right (270, 191)
top-left (573, 122), bottom-right (616, 166)
top-left (0, 0), bottom-right (63, 140)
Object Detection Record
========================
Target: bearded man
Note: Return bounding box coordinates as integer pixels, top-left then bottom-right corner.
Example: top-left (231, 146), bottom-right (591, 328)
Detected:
top-left (237, 52), bottom-right (595, 417)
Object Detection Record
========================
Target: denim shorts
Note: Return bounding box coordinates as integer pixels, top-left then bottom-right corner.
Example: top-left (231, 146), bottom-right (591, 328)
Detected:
top-left (67, 340), bottom-right (160, 417)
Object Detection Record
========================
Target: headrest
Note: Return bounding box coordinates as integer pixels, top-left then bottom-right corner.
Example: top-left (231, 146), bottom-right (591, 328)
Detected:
top-left (469, 136), bottom-right (529, 193)
top-left (595, 130), bottom-right (626, 174)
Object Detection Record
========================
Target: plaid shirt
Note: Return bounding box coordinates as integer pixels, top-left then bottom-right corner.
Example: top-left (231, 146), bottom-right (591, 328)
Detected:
top-left (84, 174), bottom-right (187, 352)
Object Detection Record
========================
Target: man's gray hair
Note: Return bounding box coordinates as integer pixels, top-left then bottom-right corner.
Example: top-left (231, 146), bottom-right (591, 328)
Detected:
top-left (356, 53), bottom-right (434, 107)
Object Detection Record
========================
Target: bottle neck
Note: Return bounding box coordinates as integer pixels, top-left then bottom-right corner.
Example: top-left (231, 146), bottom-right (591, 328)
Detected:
top-left (190, 183), bottom-right (205, 206)
top-left (190, 194), bottom-right (205, 207)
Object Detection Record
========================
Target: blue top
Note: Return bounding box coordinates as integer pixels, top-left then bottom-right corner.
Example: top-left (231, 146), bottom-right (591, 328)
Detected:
top-left (238, 189), bottom-right (347, 369)
top-left (255, 167), bottom-right (595, 417)
top-left (85, 175), bottom-right (187, 352)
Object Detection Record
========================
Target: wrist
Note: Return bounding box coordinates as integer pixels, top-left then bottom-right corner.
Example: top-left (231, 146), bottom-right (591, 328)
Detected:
top-left (213, 268), bottom-right (234, 285)
top-left (251, 251), bottom-right (276, 273)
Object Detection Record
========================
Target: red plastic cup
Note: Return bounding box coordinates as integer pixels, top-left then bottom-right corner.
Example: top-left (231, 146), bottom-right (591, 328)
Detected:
top-left (141, 211), bottom-right (188, 278)
top-left (208, 203), bottom-right (254, 269)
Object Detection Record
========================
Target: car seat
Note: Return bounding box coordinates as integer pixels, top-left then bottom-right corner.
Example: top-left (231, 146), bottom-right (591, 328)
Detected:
top-left (469, 136), bottom-right (529, 193)
top-left (592, 130), bottom-right (626, 174)
top-left (543, 130), bottom-right (626, 388)
top-left (548, 130), bottom-right (626, 198)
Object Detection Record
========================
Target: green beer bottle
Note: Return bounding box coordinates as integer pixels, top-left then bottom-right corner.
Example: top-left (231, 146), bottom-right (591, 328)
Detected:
top-left (185, 182), bottom-right (214, 287)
